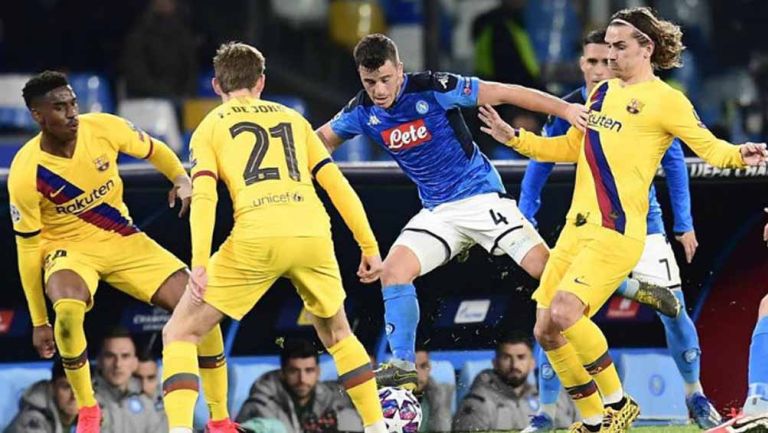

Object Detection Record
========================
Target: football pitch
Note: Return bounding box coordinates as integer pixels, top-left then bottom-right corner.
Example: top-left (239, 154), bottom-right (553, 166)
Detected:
top-left (480, 427), bottom-right (702, 433)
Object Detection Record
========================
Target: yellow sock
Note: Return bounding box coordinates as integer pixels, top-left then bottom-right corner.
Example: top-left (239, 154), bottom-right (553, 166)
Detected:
top-left (546, 342), bottom-right (603, 422)
top-left (162, 341), bottom-right (200, 429)
top-left (563, 316), bottom-right (623, 403)
top-left (53, 299), bottom-right (97, 408)
top-left (329, 335), bottom-right (383, 427)
top-left (198, 325), bottom-right (228, 421)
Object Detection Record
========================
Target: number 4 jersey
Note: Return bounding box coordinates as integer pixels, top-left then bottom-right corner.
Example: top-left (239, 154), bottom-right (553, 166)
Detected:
top-left (189, 96), bottom-right (335, 245)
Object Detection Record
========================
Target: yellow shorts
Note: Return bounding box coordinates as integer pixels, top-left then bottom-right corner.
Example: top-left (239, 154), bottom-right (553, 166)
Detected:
top-left (204, 236), bottom-right (345, 321)
top-left (532, 223), bottom-right (644, 316)
top-left (42, 232), bottom-right (186, 308)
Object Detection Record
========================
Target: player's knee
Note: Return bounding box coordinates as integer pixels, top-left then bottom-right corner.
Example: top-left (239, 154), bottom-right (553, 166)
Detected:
top-left (550, 294), bottom-right (584, 331)
top-left (522, 246), bottom-right (549, 280)
top-left (380, 261), bottom-right (417, 287)
top-left (759, 295), bottom-right (768, 319)
top-left (162, 318), bottom-right (200, 347)
top-left (314, 313), bottom-right (352, 348)
top-left (533, 320), bottom-right (561, 350)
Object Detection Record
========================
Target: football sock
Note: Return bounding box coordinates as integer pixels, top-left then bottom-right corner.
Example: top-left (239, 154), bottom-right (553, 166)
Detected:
top-left (330, 335), bottom-right (383, 426)
top-left (615, 278), bottom-right (640, 298)
top-left (54, 299), bottom-right (97, 408)
top-left (162, 341), bottom-right (200, 430)
top-left (658, 289), bottom-right (702, 389)
top-left (536, 344), bottom-right (561, 418)
top-left (563, 316), bottom-right (623, 405)
top-left (546, 342), bottom-right (603, 424)
top-left (197, 325), bottom-right (229, 421)
top-left (364, 419), bottom-right (388, 433)
top-left (382, 284), bottom-right (419, 363)
top-left (748, 316), bottom-right (768, 399)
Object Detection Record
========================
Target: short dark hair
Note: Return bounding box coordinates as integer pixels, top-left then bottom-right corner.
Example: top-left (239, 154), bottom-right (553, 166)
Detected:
top-left (51, 357), bottom-right (66, 381)
top-left (100, 326), bottom-right (135, 354)
top-left (137, 350), bottom-right (156, 363)
top-left (213, 41), bottom-right (265, 94)
top-left (279, 338), bottom-right (318, 368)
top-left (22, 71), bottom-right (69, 109)
top-left (583, 29), bottom-right (607, 47)
top-left (353, 33), bottom-right (399, 70)
top-left (496, 331), bottom-right (534, 353)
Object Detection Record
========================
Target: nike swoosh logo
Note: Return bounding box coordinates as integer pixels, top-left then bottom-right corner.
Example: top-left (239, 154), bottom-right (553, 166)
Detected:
top-left (49, 185), bottom-right (66, 198)
top-left (574, 277), bottom-right (589, 286)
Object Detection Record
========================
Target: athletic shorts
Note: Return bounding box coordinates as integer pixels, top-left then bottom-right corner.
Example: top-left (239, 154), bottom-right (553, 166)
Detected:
top-left (204, 236), bottom-right (345, 320)
top-left (391, 192), bottom-right (545, 276)
top-left (42, 232), bottom-right (185, 309)
top-left (533, 223), bottom-right (644, 316)
top-left (631, 232), bottom-right (682, 288)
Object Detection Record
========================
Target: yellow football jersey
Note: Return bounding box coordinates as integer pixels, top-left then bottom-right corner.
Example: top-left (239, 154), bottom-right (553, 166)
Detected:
top-left (509, 78), bottom-right (744, 241)
top-left (189, 97), bottom-right (335, 259)
top-left (8, 113), bottom-right (178, 243)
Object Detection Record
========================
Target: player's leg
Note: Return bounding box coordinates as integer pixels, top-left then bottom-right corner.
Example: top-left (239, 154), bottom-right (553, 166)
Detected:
top-left (289, 236), bottom-right (385, 433)
top-left (311, 307), bottom-right (386, 433)
top-left (745, 293), bottom-right (768, 414)
top-left (552, 226), bottom-right (644, 431)
top-left (378, 208), bottom-right (467, 387)
top-left (630, 234), bottom-right (719, 427)
top-left (161, 289), bottom-right (225, 433)
top-left (152, 270), bottom-right (229, 423)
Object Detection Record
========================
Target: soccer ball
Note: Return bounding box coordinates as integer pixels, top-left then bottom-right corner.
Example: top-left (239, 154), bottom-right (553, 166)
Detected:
top-left (378, 387), bottom-right (422, 433)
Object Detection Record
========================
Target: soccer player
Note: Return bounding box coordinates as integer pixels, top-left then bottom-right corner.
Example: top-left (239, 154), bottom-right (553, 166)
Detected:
top-left (8, 71), bottom-right (231, 433)
top-left (316, 33), bottom-right (588, 390)
top-left (160, 42), bottom-right (386, 433)
top-left (519, 29), bottom-right (720, 432)
top-left (478, 7), bottom-right (767, 432)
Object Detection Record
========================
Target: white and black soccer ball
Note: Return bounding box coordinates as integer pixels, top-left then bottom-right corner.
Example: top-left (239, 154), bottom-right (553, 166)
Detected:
top-left (378, 386), bottom-right (422, 433)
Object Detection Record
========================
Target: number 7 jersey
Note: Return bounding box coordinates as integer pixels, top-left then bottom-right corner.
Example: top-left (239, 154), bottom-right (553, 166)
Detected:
top-left (190, 96), bottom-right (332, 240)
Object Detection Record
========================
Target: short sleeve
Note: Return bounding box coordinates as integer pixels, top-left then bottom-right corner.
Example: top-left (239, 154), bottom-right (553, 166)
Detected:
top-left (330, 96), bottom-right (365, 140)
top-left (8, 159), bottom-right (42, 236)
top-left (431, 72), bottom-right (480, 109)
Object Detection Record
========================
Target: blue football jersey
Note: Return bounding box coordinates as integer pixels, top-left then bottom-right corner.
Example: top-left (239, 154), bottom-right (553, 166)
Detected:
top-left (330, 72), bottom-right (504, 209)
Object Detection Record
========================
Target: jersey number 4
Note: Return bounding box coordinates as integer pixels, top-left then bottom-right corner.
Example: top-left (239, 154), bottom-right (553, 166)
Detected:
top-left (229, 121), bottom-right (300, 185)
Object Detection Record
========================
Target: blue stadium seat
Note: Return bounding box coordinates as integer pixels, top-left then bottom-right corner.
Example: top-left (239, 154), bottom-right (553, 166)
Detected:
top-left (68, 73), bottom-right (114, 114)
top-left (265, 95), bottom-right (308, 117)
top-left (0, 74), bottom-right (36, 131)
top-left (0, 362), bottom-right (52, 431)
top-left (430, 359), bottom-right (457, 413)
top-left (618, 349), bottom-right (689, 425)
top-left (226, 358), bottom-right (279, 420)
top-left (456, 359), bottom-right (492, 405)
top-left (333, 135), bottom-right (373, 161)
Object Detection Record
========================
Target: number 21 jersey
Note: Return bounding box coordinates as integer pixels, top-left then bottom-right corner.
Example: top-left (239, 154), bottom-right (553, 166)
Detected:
top-left (190, 96), bottom-right (332, 239)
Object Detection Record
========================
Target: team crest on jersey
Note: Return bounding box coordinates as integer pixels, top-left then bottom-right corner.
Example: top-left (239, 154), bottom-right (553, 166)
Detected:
top-left (93, 155), bottom-right (110, 171)
top-left (415, 100), bottom-right (429, 114)
top-left (626, 98), bottom-right (645, 114)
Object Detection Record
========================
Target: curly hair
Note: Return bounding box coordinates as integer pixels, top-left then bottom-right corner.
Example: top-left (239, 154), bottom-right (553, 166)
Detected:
top-left (610, 7), bottom-right (685, 70)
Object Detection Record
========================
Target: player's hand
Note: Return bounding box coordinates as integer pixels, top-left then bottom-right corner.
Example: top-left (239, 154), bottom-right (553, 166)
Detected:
top-left (675, 230), bottom-right (699, 263)
top-left (187, 266), bottom-right (208, 304)
top-left (169, 175), bottom-right (192, 218)
top-left (739, 142), bottom-right (768, 166)
top-left (479, 104), bottom-right (517, 144)
top-left (357, 254), bottom-right (383, 284)
top-left (564, 102), bottom-right (588, 132)
top-left (32, 324), bottom-right (56, 359)
top-left (763, 208), bottom-right (768, 247)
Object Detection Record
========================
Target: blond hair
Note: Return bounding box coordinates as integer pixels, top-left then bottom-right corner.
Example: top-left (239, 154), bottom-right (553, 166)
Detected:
top-left (213, 42), bottom-right (265, 93)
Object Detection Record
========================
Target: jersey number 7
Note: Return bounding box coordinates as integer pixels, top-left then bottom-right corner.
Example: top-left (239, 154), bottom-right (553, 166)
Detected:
top-left (230, 121), bottom-right (300, 185)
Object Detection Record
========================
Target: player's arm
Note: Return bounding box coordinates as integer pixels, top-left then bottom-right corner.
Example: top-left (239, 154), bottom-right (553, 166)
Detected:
top-left (663, 92), bottom-right (764, 167)
top-left (661, 138), bottom-right (697, 262)
top-left (316, 95), bottom-right (366, 153)
top-left (477, 80), bottom-right (588, 131)
top-left (479, 104), bottom-right (581, 162)
top-left (8, 166), bottom-right (47, 328)
top-left (188, 126), bottom-right (219, 271)
top-left (316, 122), bottom-right (345, 153)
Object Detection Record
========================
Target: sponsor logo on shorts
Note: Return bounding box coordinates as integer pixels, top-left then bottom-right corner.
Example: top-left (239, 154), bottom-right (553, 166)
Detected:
top-left (252, 192), bottom-right (305, 208)
top-left (381, 119), bottom-right (432, 151)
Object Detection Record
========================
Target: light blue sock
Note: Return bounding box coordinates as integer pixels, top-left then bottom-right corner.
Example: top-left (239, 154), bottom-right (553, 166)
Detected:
top-left (615, 278), bottom-right (640, 299)
top-left (748, 316), bottom-right (768, 399)
top-left (658, 290), bottom-right (701, 385)
top-left (382, 284), bottom-right (419, 363)
top-left (536, 343), bottom-right (561, 408)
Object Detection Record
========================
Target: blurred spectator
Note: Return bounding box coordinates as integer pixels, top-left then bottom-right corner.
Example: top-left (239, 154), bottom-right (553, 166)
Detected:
top-left (452, 333), bottom-right (577, 431)
top-left (4, 359), bottom-right (77, 433)
top-left (134, 351), bottom-right (160, 404)
top-left (121, 0), bottom-right (197, 98)
top-left (236, 338), bottom-right (362, 433)
top-left (415, 350), bottom-right (453, 432)
top-left (95, 327), bottom-right (166, 433)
